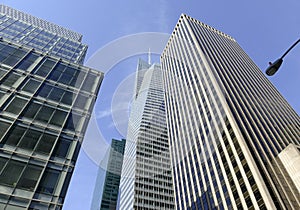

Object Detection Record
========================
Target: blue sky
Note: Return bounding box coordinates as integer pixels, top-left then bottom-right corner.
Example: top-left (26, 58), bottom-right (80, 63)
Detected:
top-left (2, 1), bottom-right (300, 209)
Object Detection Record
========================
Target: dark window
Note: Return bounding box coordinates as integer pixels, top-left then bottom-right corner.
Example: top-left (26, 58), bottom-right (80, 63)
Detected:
top-left (16, 53), bottom-right (39, 71)
top-left (48, 86), bottom-right (64, 101)
top-left (37, 83), bottom-right (51, 98)
top-left (21, 78), bottom-right (41, 93)
top-left (37, 169), bottom-right (59, 194)
top-left (17, 165), bottom-right (42, 190)
top-left (0, 160), bottom-right (25, 186)
top-left (34, 58), bottom-right (56, 77)
top-left (3, 125), bottom-right (26, 146)
top-left (18, 129), bottom-right (41, 150)
top-left (22, 101), bottom-right (41, 119)
top-left (1, 72), bottom-right (23, 87)
top-left (49, 109), bottom-right (68, 127)
top-left (35, 105), bottom-right (54, 123)
top-left (35, 133), bottom-right (57, 154)
top-left (52, 137), bottom-right (71, 158)
top-left (5, 96), bottom-right (28, 115)
top-left (0, 121), bottom-right (11, 137)
top-left (61, 91), bottom-right (74, 105)
top-left (0, 157), bottom-right (7, 172)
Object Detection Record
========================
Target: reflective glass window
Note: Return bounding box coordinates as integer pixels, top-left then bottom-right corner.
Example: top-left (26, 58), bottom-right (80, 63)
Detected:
top-left (61, 90), bottom-right (74, 105)
top-left (64, 113), bottom-right (83, 131)
top-left (48, 86), bottom-right (64, 101)
top-left (18, 129), bottom-right (41, 150)
top-left (74, 93), bottom-right (89, 110)
top-left (5, 96), bottom-right (28, 115)
top-left (49, 109), bottom-right (68, 127)
top-left (82, 73), bottom-right (96, 92)
top-left (0, 68), bottom-right (8, 79)
top-left (0, 157), bottom-right (6, 172)
top-left (16, 53), bottom-right (39, 71)
top-left (52, 137), bottom-right (71, 158)
top-left (21, 78), bottom-right (41, 93)
top-left (35, 105), bottom-right (54, 123)
top-left (0, 160), bottom-right (25, 186)
top-left (22, 101), bottom-right (41, 119)
top-left (0, 121), bottom-right (11, 137)
top-left (37, 83), bottom-right (52, 98)
top-left (3, 125), bottom-right (26, 146)
top-left (37, 169), bottom-right (60, 194)
top-left (2, 49), bottom-right (27, 66)
top-left (34, 58), bottom-right (56, 77)
top-left (1, 71), bottom-right (24, 88)
top-left (17, 165), bottom-right (42, 190)
top-left (35, 133), bottom-right (57, 154)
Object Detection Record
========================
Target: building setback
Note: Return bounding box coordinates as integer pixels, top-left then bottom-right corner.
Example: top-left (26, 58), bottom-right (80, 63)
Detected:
top-left (100, 139), bottom-right (126, 210)
top-left (0, 5), bottom-right (87, 64)
top-left (0, 5), bottom-right (103, 210)
top-left (119, 59), bottom-right (174, 209)
top-left (161, 14), bottom-right (300, 209)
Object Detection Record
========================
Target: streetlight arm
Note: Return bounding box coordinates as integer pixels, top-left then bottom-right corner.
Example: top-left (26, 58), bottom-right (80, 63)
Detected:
top-left (266, 38), bottom-right (300, 76)
top-left (280, 38), bottom-right (300, 59)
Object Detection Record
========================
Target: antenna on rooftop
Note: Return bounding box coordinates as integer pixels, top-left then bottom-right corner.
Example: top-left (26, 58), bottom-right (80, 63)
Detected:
top-left (148, 48), bottom-right (151, 65)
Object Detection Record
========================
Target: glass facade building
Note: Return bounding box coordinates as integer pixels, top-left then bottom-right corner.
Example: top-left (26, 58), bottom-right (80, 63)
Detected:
top-left (161, 14), bottom-right (300, 209)
top-left (0, 5), bottom-right (104, 210)
top-left (0, 5), bottom-right (87, 64)
top-left (100, 139), bottom-right (126, 210)
top-left (119, 59), bottom-right (174, 209)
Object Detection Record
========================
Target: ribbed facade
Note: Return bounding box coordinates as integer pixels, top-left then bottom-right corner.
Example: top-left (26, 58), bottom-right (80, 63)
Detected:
top-left (161, 14), bottom-right (300, 209)
top-left (119, 59), bottom-right (174, 209)
top-left (0, 5), bottom-right (87, 64)
top-left (100, 139), bottom-right (126, 210)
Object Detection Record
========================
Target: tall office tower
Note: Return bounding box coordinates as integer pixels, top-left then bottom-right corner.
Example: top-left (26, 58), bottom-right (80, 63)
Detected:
top-left (161, 14), bottom-right (300, 210)
top-left (0, 5), bottom-right (87, 64)
top-left (119, 59), bottom-right (174, 209)
top-left (100, 139), bottom-right (126, 210)
top-left (0, 6), bottom-right (104, 210)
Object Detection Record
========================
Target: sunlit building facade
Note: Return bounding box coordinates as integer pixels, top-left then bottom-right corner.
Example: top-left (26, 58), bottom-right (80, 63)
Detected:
top-left (161, 14), bottom-right (300, 209)
top-left (0, 5), bottom-right (87, 64)
top-left (119, 59), bottom-right (174, 209)
top-left (0, 5), bottom-right (103, 210)
top-left (100, 139), bottom-right (126, 210)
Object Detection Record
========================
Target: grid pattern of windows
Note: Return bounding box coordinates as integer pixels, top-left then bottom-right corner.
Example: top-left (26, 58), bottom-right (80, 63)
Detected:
top-left (161, 14), bottom-right (300, 209)
top-left (120, 60), bottom-right (174, 209)
top-left (100, 139), bottom-right (126, 210)
top-left (0, 13), bottom-right (87, 64)
top-left (0, 5), bottom-right (82, 42)
top-left (0, 39), bottom-right (103, 210)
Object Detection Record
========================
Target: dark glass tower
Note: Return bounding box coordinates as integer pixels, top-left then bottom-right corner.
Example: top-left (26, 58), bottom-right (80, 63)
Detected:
top-left (161, 14), bottom-right (300, 209)
top-left (0, 5), bottom-right (103, 210)
top-left (100, 139), bottom-right (126, 210)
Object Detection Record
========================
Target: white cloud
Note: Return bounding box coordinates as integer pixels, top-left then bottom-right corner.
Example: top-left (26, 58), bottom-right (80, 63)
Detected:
top-left (95, 109), bottom-right (112, 119)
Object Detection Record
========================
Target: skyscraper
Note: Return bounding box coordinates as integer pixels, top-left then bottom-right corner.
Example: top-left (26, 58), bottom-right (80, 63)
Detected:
top-left (161, 14), bottom-right (300, 209)
top-left (119, 59), bottom-right (174, 209)
top-left (0, 5), bottom-right (87, 64)
top-left (0, 5), bottom-right (103, 210)
top-left (100, 138), bottom-right (126, 210)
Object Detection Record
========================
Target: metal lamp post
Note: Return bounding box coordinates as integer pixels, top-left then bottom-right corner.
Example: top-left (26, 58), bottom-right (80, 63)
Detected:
top-left (266, 38), bottom-right (300, 76)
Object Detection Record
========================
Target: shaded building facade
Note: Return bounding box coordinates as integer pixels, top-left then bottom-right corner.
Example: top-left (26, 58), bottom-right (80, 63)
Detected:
top-left (119, 59), bottom-right (174, 209)
top-left (0, 5), bottom-right (103, 210)
top-left (100, 139), bottom-right (126, 210)
top-left (161, 14), bottom-right (300, 209)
